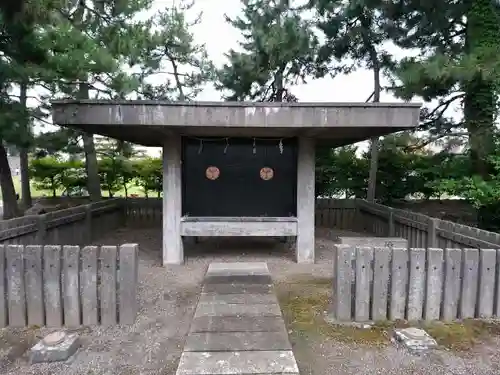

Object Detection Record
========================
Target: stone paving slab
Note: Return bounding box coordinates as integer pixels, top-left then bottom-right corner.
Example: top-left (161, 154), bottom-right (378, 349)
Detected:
top-left (204, 274), bottom-right (273, 285)
top-left (202, 283), bottom-right (273, 295)
top-left (190, 315), bottom-right (287, 333)
top-left (175, 350), bottom-right (299, 375)
top-left (184, 331), bottom-right (292, 352)
top-left (194, 302), bottom-right (282, 318)
top-left (177, 262), bottom-right (298, 375)
top-left (206, 262), bottom-right (270, 276)
top-left (199, 293), bottom-right (278, 305)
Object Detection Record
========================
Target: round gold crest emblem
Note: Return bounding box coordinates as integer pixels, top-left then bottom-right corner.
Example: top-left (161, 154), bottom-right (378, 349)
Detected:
top-left (205, 166), bottom-right (220, 180)
top-left (260, 167), bottom-right (274, 180)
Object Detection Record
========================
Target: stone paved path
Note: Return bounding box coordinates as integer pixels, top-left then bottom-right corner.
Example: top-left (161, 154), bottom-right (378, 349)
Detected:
top-left (175, 262), bottom-right (299, 375)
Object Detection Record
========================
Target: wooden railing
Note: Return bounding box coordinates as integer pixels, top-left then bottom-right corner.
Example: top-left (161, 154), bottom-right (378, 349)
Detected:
top-left (356, 199), bottom-right (500, 249)
top-left (315, 199), bottom-right (357, 229)
top-left (8, 196), bottom-right (497, 251)
top-left (0, 198), bottom-right (123, 246)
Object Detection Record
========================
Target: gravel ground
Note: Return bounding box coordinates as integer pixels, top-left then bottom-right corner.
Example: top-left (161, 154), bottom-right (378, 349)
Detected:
top-left (0, 226), bottom-right (499, 375)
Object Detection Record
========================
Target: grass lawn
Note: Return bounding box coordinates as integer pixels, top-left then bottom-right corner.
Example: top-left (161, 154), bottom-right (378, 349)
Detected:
top-left (3, 176), bottom-right (148, 200)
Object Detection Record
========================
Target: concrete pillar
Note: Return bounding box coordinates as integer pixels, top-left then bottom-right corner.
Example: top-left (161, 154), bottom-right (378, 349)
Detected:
top-left (296, 137), bottom-right (315, 263)
top-left (163, 134), bottom-right (183, 265)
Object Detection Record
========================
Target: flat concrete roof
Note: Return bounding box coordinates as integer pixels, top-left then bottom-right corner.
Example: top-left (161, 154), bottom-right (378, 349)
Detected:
top-left (51, 100), bottom-right (421, 147)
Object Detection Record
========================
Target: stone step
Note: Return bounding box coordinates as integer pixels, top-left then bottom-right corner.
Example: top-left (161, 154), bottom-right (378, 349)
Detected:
top-left (198, 293), bottom-right (278, 305)
top-left (202, 283), bottom-right (273, 295)
top-left (205, 262), bottom-right (270, 277)
top-left (184, 331), bottom-right (292, 352)
top-left (194, 302), bottom-right (282, 318)
top-left (190, 316), bottom-right (287, 333)
top-left (204, 274), bottom-right (273, 285)
top-left (175, 350), bottom-right (299, 375)
top-left (176, 262), bottom-right (299, 375)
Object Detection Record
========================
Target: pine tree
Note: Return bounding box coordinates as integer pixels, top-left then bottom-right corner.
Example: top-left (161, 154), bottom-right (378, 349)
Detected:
top-left (312, 0), bottom-right (394, 201)
top-left (384, 0), bottom-right (500, 177)
top-left (217, 0), bottom-right (318, 102)
top-left (135, 1), bottom-right (215, 101)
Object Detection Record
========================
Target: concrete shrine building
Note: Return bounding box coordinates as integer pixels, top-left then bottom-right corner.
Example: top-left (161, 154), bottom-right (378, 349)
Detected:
top-left (51, 100), bottom-right (420, 266)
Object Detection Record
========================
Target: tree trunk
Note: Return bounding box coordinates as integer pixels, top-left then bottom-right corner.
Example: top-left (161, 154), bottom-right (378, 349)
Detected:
top-left (366, 48), bottom-right (381, 202)
top-left (19, 147), bottom-right (31, 208)
top-left (366, 138), bottom-right (379, 202)
top-left (78, 82), bottom-right (102, 202)
top-left (0, 143), bottom-right (20, 219)
top-left (19, 81), bottom-right (32, 209)
top-left (464, 0), bottom-right (499, 230)
top-left (463, 0), bottom-right (497, 177)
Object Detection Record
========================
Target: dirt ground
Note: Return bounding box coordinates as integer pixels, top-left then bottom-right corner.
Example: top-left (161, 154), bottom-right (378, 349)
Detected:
top-left (1, 226), bottom-right (500, 375)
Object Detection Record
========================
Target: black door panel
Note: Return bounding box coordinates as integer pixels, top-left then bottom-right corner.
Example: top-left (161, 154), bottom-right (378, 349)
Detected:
top-left (181, 137), bottom-right (297, 217)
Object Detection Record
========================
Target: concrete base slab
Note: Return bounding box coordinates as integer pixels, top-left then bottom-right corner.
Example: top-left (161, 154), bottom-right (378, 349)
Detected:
top-left (204, 274), bottom-right (273, 285)
top-left (194, 302), bottom-right (282, 318)
top-left (184, 331), bottom-right (292, 352)
top-left (190, 316), bottom-right (286, 333)
top-left (175, 350), bottom-right (299, 375)
top-left (199, 293), bottom-right (278, 305)
top-left (393, 328), bottom-right (438, 353)
top-left (202, 283), bottom-right (273, 295)
top-left (30, 332), bottom-right (80, 364)
top-left (206, 262), bottom-right (269, 276)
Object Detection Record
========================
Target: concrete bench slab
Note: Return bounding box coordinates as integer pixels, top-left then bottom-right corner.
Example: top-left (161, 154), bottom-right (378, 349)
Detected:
top-left (184, 331), bottom-right (292, 352)
top-left (190, 316), bottom-right (286, 333)
top-left (199, 293), bottom-right (278, 305)
top-left (175, 350), bottom-right (299, 375)
top-left (194, 302), bottom-right (282, 318)
top-left (202, 283), bottom-right (273, 295)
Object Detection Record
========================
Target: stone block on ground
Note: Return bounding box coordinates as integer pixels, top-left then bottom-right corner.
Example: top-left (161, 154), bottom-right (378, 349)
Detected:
top-left (30, 331), bottom-right (80, 364)
top-left (190, 316), bottom-right (286, 333)
top-left (175, 350), bottom-right (299, 375)
top-left (184, 331), bottom-right (292, 352)
top-left (392, 328), bottom-right (437, 353)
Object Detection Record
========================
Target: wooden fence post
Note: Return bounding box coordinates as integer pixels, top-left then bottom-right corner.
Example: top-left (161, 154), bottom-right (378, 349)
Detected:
top-left (427, 217), bottom-right (438, 248)
top-left (387, 208), bottom-right (395, 237)
top-left (85, 204), bottom-right (93, 243)
top-left (354, 199), bottom-right (362, 232)
top-left (36, 214), bottom-right (47, 244)
top-left (120, 199), bottom-right (128, 226)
